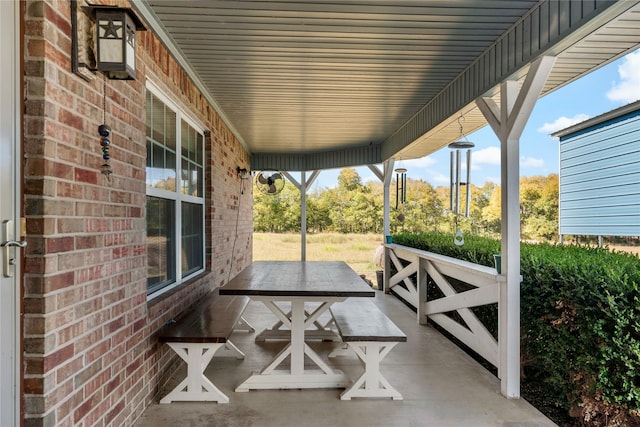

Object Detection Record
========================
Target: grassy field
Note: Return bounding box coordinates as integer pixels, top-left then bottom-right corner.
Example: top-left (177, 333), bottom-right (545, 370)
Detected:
top-left (253, 232), bottom-right (640, 286)
top-left (253, 232), bottom-right (383, 285)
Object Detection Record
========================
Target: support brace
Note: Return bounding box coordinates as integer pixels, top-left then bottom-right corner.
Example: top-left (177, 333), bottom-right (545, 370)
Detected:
top-left (233, 316), bottom-right (255, 333)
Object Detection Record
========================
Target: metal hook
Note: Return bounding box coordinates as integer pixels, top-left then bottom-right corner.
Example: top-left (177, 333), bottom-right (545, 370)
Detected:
top-left (457, 113), bottom-right (467, 140)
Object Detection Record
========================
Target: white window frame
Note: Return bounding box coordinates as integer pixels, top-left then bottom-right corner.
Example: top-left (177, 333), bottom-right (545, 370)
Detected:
top-left (145, 80), bottom-right (206, 300)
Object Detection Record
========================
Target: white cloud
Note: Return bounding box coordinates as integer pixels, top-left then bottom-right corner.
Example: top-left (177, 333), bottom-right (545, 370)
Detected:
top-left (430, 172), bottom-right (450, 184)
top-left (472, 146), bottom-right (501, 166)
top-left (404, 156), bottom-right (436, 168)
top-left (537, 114), bottom-right (590, 134)
top-left (607, 50), bottom-right (640, 103)
top-left (520, 156), bottom-right (544, 169)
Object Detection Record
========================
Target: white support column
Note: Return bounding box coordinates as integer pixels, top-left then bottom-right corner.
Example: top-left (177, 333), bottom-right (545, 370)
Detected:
top-left (383, 159), bottom-right (395, 237)
top-left (282, 171), bottom-right (320, 262)
top-left (300, 171), bottom-right (307, 261)
top-left (382, 159), bottom-right (395, 294)
top-left (476, 56), bottom-right (555, 399)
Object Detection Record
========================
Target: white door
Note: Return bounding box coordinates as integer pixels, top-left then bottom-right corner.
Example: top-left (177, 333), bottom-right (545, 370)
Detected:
top-left (0, 1), bottom-right (21, 425)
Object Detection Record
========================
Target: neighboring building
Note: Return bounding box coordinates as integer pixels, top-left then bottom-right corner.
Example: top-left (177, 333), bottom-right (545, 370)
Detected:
top-left (553, 100), bottom-right (640, 239)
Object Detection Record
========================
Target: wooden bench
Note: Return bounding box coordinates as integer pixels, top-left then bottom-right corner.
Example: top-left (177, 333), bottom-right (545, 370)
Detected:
top-left (158, 288), bottom-right (253, 404)
top-left (329, 298), bottom-right (407, 400)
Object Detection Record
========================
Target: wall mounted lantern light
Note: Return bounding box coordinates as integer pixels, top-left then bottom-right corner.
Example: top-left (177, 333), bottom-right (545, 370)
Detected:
top-left (92, 5), bottom-right (146, 80)
top-left (72, 1), bottom-right (146, 81)
top-left (236, 167), bottom-right (250, 180)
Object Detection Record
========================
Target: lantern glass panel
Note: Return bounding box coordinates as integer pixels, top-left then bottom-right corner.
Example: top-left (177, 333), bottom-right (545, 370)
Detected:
top-left (98, 17), bottom-right (124, 63)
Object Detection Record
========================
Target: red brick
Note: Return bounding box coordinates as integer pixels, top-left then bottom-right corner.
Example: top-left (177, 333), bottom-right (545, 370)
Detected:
top-left (43, 344), bottom-right (74, 372)
top-left (75, 235), bottom-right (99, 250)
top-left (44, 160), bottom-right (73, 180)
top-left (74, 167), bottom-right (100, 185)
top-left (73, 390), bottom-right (103, 425)
top-left (45, 237), bottom-right (74, 254)
top-left (44, 272), bottom-right (75, 293)
top-left (44, 4), bottom-right (71, 40)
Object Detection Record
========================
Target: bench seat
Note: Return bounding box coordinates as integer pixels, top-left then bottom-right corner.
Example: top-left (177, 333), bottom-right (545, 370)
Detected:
top-left (329, 298), bottom-right (406, 400)
top-left (158, 288), bottom-right (253, 404)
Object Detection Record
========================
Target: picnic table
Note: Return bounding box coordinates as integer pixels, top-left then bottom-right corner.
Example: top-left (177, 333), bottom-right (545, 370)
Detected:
top-left (219, 261), bottom-right (375, 391)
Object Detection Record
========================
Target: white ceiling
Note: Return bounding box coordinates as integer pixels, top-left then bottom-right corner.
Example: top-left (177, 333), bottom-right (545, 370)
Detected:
top-left (135, 1), bottom-right (640, 170)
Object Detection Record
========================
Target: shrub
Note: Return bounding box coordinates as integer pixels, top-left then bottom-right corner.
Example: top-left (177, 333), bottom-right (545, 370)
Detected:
top-left (393, 232), bottom-right (640, 426)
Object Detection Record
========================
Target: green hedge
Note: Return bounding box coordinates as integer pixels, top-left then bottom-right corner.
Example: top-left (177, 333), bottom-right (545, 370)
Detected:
top-left (393, 232), bottom-right (640, 425)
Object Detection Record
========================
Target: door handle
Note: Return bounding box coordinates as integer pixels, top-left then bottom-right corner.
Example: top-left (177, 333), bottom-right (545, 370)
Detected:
top-left (1, 240), bottom-right (27, 248)
top-left (2, 220), bottom-right (26, 278)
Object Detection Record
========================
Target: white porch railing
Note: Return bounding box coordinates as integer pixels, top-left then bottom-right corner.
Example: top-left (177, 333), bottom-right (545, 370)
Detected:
top-left (384, 243), bottom-right (504, 375)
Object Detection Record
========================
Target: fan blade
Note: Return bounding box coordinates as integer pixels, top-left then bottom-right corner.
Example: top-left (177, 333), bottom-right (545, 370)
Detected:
top-left (268, 184), bottom-right (277, 193)
top-left (271, 173), bottom-right (282, 181)
top-left (257, 173), bottom-right (268, 184)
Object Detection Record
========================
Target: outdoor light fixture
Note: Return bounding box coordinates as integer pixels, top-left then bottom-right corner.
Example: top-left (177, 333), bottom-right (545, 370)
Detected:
top-left (71, 2), bottom-right (146, 81)
top-left (236, 167), bottom-right (250, 180)
top-left (92, 5), bottom-right (146, 80)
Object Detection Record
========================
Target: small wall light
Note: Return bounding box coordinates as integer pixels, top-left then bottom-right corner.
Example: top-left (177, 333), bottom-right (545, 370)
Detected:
top-left (236, 167), bottom-right (250, 180)
top-left (72, 2), bottom-right (146, 81)
top-left (91, 5), bottom-right (146, 80)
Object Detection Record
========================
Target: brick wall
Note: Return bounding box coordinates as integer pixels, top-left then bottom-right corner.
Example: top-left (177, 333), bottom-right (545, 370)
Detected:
top-left (22, 1), bottom-right (253, 425)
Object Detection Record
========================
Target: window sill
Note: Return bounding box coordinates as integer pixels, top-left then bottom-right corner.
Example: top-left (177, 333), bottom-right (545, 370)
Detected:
top-left (146, 270), bottom-right (210, 308)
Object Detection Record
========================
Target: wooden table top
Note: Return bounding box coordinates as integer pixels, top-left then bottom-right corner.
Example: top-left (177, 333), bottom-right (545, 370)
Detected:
top-left (219, 261), bottom-right (376, 298)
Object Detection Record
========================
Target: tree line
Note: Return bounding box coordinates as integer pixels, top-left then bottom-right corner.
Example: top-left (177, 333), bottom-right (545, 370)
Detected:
top-left (253, 168), bottom-right (559, 242)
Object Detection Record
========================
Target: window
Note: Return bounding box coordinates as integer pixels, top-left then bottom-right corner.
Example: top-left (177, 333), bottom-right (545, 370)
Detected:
top-left (146, 84), bottom-right (205, 296)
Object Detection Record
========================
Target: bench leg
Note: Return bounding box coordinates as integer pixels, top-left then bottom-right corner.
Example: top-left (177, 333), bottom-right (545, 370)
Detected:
top-left (214, 339), bottom-right (245, 359)
top-left (328, 343), bottom-right (351, 358)
top-left (160, 343), bottom-right (229, 404)
top-left (340, 342), bottom-right (403, 401)
top-left (234, 316), bottom-right (255, 333)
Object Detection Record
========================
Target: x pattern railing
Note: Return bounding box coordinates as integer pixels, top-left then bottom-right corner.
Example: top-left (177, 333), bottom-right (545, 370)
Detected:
top-left (385, 245), bottom-right (502, 371)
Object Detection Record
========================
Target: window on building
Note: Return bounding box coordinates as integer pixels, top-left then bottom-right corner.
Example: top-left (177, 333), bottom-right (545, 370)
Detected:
top-left (145, 84), bottom-right (205, 296)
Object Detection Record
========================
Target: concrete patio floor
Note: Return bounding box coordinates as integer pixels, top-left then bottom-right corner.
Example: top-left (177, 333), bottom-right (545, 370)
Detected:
top-left (135, 291), bottom-right (556, 427)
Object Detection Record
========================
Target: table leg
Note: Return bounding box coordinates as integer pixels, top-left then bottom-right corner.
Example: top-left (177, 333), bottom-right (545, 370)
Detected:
top-left (235, 298), bottom-right (349, 392)
top-left (290, 300), bottom-right (305, 375)
top-left (255, 303), bottom-right (339, 342)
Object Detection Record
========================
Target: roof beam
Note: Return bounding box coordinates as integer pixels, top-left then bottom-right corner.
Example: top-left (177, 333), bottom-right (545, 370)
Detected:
top-left (251, 143), bottom-right (382, 172)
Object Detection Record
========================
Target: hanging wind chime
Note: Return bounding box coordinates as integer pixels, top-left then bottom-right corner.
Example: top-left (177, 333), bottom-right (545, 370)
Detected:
top-left (449, 115), bottom-right (474, 246)
top-left (394, 165), bottom-right (407, 210)
top-left (99, 75), bottom-right (112, 181)
top-left (394, 164), bottom-right (408, 223)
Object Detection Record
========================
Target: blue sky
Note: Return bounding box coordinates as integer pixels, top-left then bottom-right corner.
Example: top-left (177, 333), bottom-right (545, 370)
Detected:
top-left (303, 48), bottom-right (640, 191)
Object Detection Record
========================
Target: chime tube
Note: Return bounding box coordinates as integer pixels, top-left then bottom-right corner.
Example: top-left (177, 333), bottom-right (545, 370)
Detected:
top-left (455, 150), bottom-right (461, 215)
top-left (449, 151), bottom-right (454, 211)
top-left (395, 173), bottom-right (399, 209)
top-left (465, 149), bottom-right (472, 217)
